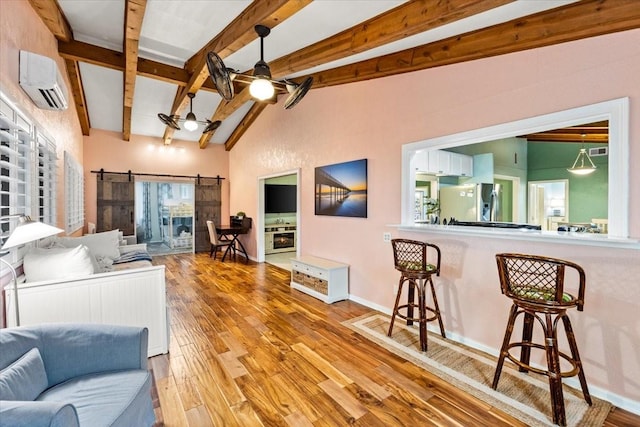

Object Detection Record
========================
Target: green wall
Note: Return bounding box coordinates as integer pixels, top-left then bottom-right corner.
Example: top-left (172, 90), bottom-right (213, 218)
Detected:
top-left (527, 142), bottom-right (608, 223)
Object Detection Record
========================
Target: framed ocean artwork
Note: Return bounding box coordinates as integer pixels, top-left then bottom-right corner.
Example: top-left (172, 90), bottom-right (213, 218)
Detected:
top-left (314, 159), bottom-right (367, 218)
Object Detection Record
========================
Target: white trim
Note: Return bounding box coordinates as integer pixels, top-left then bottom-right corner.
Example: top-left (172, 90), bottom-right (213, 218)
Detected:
top-left (257, 168), bottom-right (301, 264)
top-left (402, 97), bottom-right (630, 239)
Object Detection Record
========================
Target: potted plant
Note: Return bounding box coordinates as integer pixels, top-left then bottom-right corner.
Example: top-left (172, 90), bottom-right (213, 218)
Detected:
top-left (236, 211), bottom-right (246, 219)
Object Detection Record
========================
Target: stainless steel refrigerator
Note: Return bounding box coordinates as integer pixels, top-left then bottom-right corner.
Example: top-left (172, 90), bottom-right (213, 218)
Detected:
top-left (439, 183), bottom-right (501, 222)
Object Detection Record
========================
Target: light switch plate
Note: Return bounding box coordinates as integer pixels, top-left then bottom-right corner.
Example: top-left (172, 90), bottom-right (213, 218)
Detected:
top-left (383, 232), bottom-right (391, 242)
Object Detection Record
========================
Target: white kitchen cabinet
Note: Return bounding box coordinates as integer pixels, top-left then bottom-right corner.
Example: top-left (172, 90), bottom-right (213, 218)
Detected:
top-left (449, 152), bottom-right (474, 176)
top-left (290, 256), bottom-right (349, 304)
top-left (427, 150), bottom-right (449, 174)
top-left (414, 150), bottom-right (429, 172)
top-left (415, 150), bottom-right (473, 177)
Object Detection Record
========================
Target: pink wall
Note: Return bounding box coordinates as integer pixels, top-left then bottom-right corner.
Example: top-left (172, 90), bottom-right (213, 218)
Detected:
top-left (229, 30), bottom-right (640, 409)
top-left (4, 0), bottom-right (638, 409)
top-left (0, 0), bottom-right (84, 232)
top-left (83, 130), bottom-right (230, 228)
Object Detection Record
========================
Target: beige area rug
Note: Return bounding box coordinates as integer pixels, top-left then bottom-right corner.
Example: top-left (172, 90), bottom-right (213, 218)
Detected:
top-left (343, 313), bottom-right (612, 427)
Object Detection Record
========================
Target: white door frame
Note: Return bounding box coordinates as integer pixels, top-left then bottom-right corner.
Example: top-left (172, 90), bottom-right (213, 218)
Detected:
top-left (256, 169), bottom-right (301, 263)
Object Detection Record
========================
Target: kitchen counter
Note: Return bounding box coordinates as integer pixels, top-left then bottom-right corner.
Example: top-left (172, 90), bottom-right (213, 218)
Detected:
top-left (393, 223), bottom-right (640, 249)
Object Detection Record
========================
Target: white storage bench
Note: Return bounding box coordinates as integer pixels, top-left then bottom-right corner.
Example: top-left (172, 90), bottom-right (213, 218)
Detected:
top-left (290, 255), bottom-right (349, 304)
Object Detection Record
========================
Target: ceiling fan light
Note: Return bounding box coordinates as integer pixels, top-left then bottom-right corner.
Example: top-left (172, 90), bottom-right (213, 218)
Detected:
top-left (250, 78), bottom-right (275, 100)
top-left (184, 112), bottom-right (198, 131)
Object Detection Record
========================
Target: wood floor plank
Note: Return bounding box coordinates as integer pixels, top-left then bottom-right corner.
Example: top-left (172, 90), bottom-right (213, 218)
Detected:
top-left (184, 405), bottom-right (214, 427)
top-left (318, 379), bottom-right (369, 419)
top-left (155, 375), bottom-right (189, 427)
top-left (291, 342), bottom-right (353, 387)
top-left (283, 410), bottom-right (314, 427)
top-left (147, 253), bottom-right (637, 427)
top-left (193, 373), bottom-right (241, 427)
top-left (332, 359), bottom-right (391, 401)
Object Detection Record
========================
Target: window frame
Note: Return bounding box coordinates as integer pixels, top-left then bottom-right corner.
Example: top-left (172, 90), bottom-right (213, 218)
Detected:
top-left (401, 97), bottom-right (630, 239)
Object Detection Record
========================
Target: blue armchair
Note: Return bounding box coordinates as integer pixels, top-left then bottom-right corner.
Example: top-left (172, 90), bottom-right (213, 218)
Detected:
top-left (0, 323), bottom-right (155, 426)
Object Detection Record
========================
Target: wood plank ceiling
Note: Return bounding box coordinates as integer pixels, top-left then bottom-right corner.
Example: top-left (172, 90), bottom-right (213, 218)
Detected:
top-left (27, 0), bottom-right (640, 150)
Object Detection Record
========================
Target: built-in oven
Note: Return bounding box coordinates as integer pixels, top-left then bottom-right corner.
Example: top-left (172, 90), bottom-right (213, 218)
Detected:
top-left (265, 227), bottom-right (296, 254)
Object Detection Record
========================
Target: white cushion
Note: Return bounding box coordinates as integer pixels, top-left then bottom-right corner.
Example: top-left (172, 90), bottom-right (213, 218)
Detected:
top-left (55, 229), bottom-right (120, 260)
top-left (23, 245), bottom-right (95, 282)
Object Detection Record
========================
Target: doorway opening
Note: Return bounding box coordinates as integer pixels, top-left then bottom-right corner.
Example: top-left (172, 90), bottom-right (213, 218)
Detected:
top-left (257, 170), bottom-right (300, 270)
top-left (527, 180), bottom-right (569, 231)
top-left (135, 180), bottom-right (195, 255)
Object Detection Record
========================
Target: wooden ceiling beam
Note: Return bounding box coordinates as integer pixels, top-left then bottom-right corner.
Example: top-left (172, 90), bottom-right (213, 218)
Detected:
top-left (28, 0), bottom-right (73, 41)
top-left (63, 59), bottom-right (90, 135)
top-left (268, 0), bottom-right (512, 78)
top-left (224, 102), bottom-right (268, 151)
top-left (58, 40), bottom-right (219, 91)
top-left (27, 0), bottom-right (93, 137)
top-left (221, 0), bottom-right (512, 151)
top-left (307, 0), bottom-right (640, 89)
top-left (525, 134), bottom-right (609, 143)
top-left (185, 0), bottom-right (312, 75)
top-left (198, 87), bottom-right (254, 148)
top-left (163, 0), bottom-right (312, 145)
top-left (123, 0), bottom-right (147, 141)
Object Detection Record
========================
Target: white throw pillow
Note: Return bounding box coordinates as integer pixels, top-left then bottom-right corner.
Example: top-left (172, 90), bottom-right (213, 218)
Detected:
top-left (55, 229), bottom-right (121, 260)
top-left (23, 245), bottom-right (95, 282)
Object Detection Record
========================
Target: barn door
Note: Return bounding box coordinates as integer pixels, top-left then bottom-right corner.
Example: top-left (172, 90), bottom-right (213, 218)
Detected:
top-left (194, 177), bottom-right (222, 252)
top-left (96, 173), bottom-right (135, 236)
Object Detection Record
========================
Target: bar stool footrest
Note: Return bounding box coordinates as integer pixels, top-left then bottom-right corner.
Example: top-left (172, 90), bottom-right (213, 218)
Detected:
top-left (505, 342), bottom-right (581, 378)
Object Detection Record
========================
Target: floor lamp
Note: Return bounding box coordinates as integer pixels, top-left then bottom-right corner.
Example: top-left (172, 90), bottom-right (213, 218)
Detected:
top-left (1, 215), bottom-right (63, 326)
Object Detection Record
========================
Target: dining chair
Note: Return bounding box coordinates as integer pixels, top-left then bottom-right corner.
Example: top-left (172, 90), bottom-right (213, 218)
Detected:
top-left (206, 220), bottom-right (234, 260)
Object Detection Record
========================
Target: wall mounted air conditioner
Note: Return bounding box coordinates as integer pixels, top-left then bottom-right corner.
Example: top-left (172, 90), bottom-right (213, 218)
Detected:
top-left (19, 50), bottom-right (69, 111)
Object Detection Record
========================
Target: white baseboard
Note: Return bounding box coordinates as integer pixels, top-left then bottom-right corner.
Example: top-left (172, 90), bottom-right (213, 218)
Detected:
top-left (347, 294), bottom-right (640, 416)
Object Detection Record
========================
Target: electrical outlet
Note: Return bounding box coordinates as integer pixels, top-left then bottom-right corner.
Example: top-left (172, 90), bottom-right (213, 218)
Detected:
top-left (383, 232), bottom-right (391, 242)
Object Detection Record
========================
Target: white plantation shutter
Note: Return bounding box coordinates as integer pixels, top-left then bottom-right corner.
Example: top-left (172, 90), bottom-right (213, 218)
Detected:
top-left (0, 91), bottom-right (57, 260)
top-left (36, 131), bottom-right (57, 226)
top-left (64, 151), bottom-right (83, 234)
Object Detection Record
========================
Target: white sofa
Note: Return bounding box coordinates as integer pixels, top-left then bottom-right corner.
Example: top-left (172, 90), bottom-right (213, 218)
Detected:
top-left (3, 231), bottom-right (169, 357)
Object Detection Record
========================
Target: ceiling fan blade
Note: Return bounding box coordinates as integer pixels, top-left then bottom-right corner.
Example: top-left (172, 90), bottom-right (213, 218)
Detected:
top-left (284, 77), bottom-right (313, 109)
top-left (206, 52), bottom-right (234, 101)
top-left (203, 120), bottom-right (221, 134)
top-left (157, 113), bottom-right (180, 130)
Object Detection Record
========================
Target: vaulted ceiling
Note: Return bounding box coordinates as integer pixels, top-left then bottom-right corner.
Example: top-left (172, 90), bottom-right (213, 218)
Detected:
top-left (28, 0), bottom-right (640, 150)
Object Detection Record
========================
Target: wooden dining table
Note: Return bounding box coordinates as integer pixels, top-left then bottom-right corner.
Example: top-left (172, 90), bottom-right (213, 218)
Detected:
top-left (216, 224), bottom-right (250, 262)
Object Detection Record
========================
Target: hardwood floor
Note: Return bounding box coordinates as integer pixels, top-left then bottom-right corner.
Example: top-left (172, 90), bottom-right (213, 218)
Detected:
top-left (150, 253), bottom-right (637, 426)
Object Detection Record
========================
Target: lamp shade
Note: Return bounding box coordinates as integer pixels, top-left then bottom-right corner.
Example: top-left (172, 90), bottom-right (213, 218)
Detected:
top-left (567, 148), bottom-right (597, 175)
top-left (183, 112), bottom-right (198, 131)
top-left (1, 216), bottom-right (63, 250)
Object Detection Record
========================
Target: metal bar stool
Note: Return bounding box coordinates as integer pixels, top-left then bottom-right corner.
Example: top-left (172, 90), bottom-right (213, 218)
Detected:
top-left (389, 239), bottom-right (446, 351)
top-left (492, 253), bottom-right (592, 426)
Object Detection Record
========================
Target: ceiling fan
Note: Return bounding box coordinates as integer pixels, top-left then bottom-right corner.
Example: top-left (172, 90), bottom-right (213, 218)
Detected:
top-left (157, 92), bottom-right (221, 133)
top-left (206, 24), bottom-right (313, 108)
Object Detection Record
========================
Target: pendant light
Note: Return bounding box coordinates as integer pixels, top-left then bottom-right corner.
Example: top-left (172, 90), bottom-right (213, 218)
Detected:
top-left (183, 93), bottom-right (198, 131)
top-left (567, 134), bottom-right (597, 175)
top-left (157, 92), bottom-right (221, 134)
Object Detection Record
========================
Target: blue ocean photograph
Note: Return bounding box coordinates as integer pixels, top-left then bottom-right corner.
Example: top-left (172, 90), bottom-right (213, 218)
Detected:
top-left (315, 159), bottom-right (367, 218)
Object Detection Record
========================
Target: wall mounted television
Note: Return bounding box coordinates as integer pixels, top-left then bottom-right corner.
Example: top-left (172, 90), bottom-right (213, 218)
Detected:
top-left (265, 184), bottom-right (297, 213)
